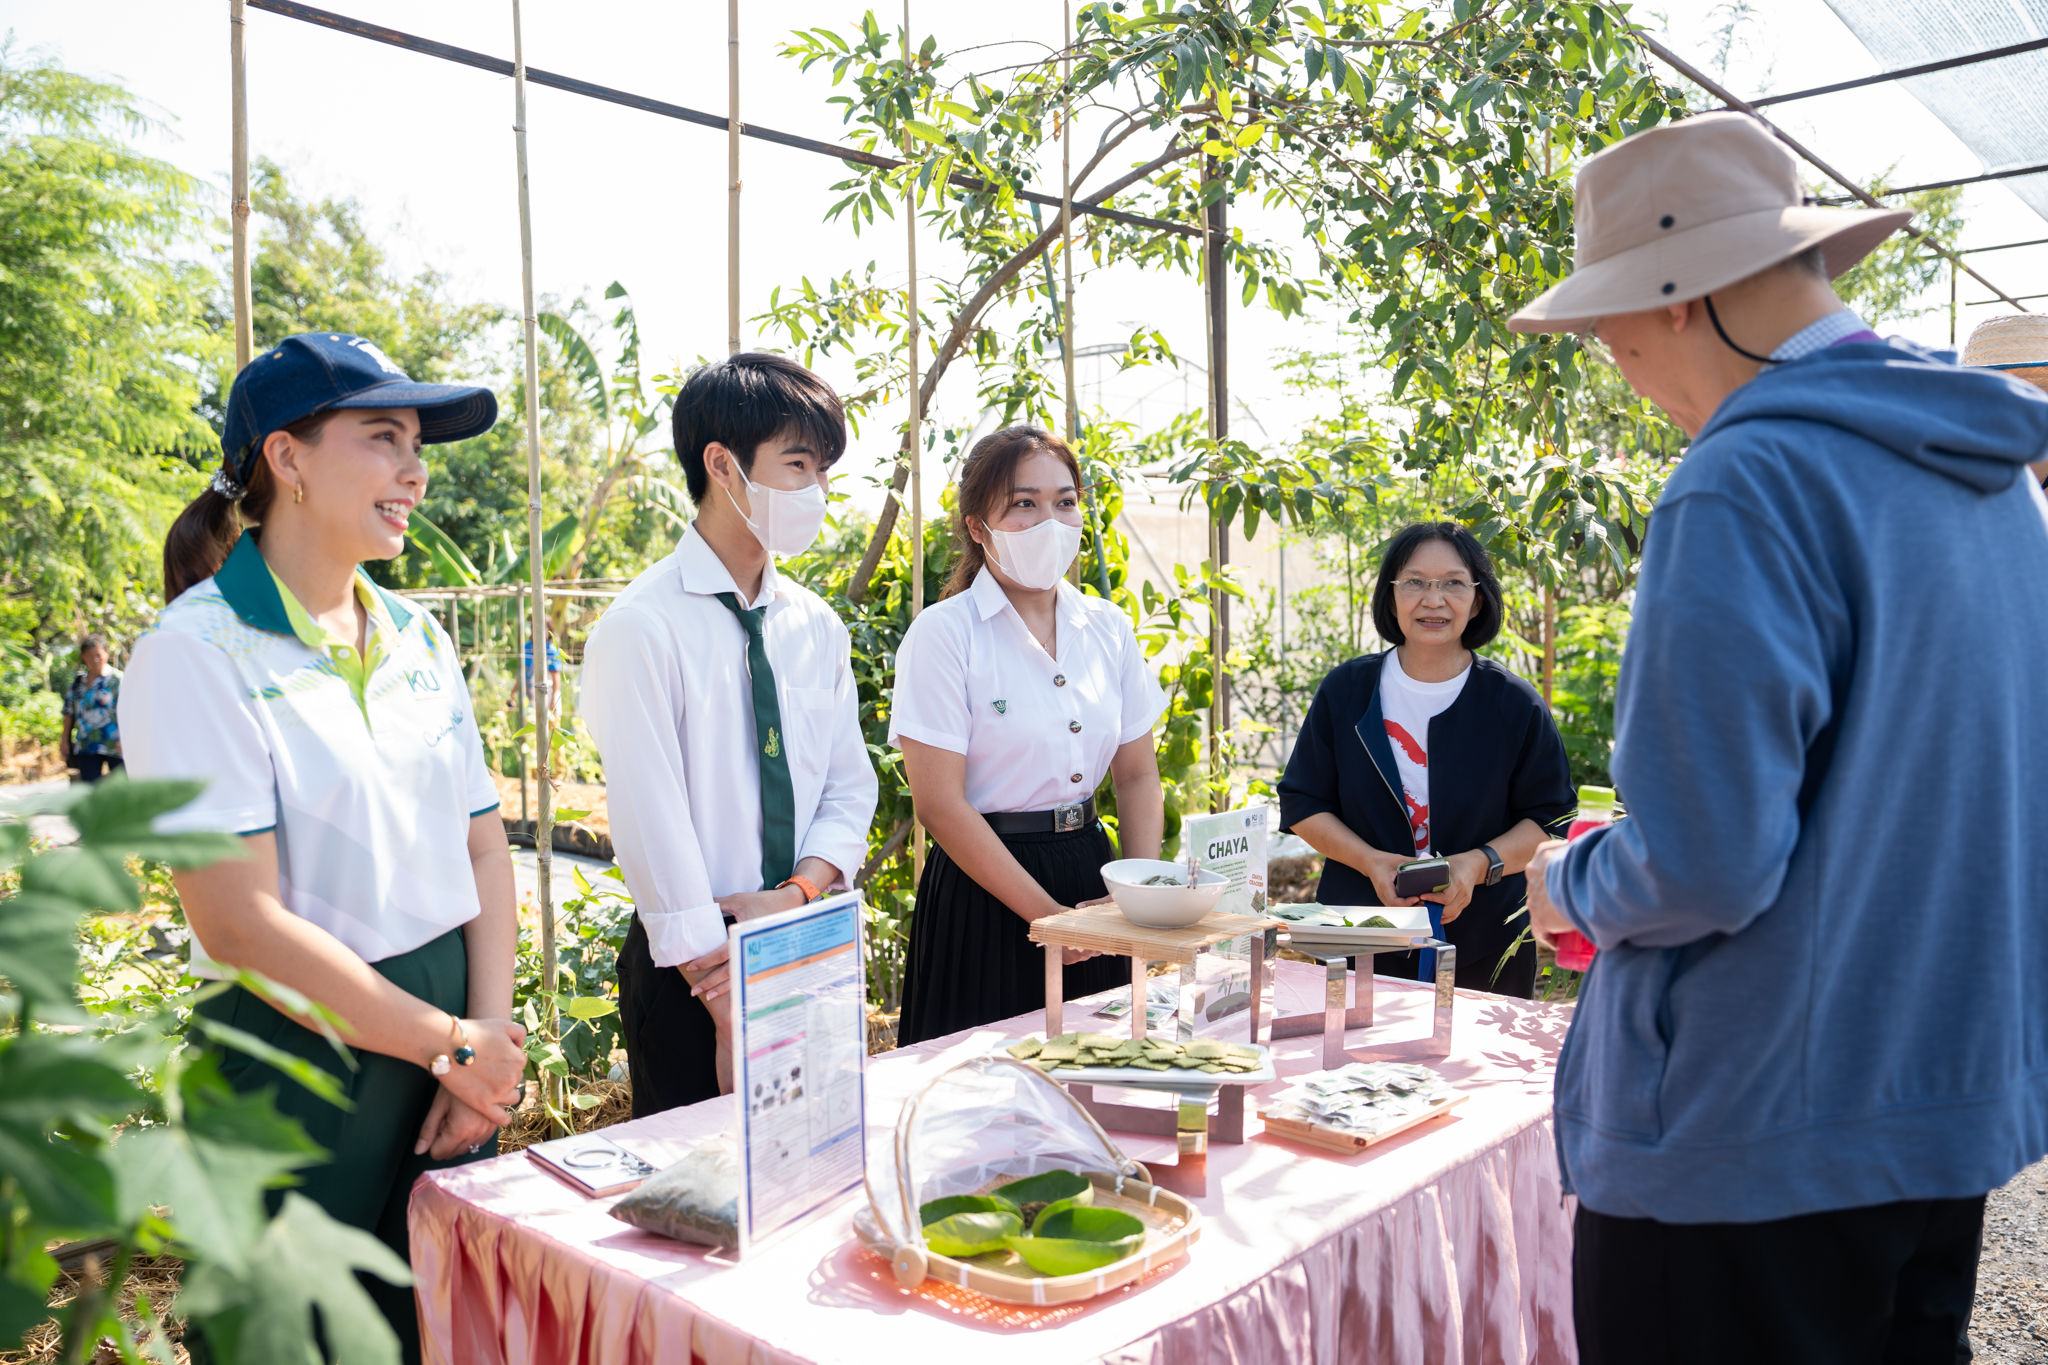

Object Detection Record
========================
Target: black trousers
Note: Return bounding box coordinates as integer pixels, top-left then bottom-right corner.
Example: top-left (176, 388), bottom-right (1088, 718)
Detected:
top-left (616, 912), bottom-right (721, 1118)
top-left (1575, 1196), bottom-right (1986, 1365)
top-left (73, 753), bottom-right (123, 783)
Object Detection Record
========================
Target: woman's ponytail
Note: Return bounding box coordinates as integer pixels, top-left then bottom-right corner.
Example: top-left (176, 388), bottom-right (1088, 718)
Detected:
top-left (162, 488), bottom-right (241, 602)
top-left (162, 450), bottom-right (280, 602)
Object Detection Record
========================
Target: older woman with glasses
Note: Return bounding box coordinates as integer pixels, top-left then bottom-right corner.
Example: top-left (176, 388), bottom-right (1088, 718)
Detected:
top-left (1277, 521), bottom-right (1575, 997)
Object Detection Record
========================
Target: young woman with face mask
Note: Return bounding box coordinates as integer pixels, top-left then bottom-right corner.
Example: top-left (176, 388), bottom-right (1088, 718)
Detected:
top-left (889, 427), bottom-right (1168, 1044)
top-left (579, 353), bottom-right (878, 1115)
top-left (119, 333), bottom-right (517, 1363)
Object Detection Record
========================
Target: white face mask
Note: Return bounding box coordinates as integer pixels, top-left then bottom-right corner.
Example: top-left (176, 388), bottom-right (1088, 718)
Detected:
top-left (726, 466), bottom-right (828, 557)
top-left (985, 517), bottom-right (1083, 591)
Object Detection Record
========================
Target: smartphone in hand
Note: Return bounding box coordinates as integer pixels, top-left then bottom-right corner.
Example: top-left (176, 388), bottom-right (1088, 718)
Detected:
top-left (1393, 857), bottom-right (1451, 899)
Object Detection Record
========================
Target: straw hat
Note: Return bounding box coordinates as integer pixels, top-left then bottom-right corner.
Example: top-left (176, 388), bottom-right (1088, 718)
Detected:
top-left (1509, 113), bottom-right (1911, 334)
top-left (1961, 314), bottom-right (2048, 391)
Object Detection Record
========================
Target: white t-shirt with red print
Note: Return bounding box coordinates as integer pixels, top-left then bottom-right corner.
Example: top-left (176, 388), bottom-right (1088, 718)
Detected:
top-left (1378, 648), bottom-right (1472, 855)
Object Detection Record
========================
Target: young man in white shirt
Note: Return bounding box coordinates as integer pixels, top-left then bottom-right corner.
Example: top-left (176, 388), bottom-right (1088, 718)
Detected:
top-left (580, 353), bottom-right (878, 1115)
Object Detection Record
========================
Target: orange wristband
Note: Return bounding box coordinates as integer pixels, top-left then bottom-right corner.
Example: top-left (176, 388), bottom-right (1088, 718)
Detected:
top-left (778, 874), bottom-right (820, 903)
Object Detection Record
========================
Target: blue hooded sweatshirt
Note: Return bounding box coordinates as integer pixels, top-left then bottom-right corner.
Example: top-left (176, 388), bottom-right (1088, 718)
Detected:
top-left (1550, 337), bottom-right (2048, 1224)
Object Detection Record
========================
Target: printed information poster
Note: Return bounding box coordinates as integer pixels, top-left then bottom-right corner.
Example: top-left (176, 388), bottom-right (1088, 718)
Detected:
top-left (730, 891), bottom-right (866, 1258)
top-left (1181, 804), bottom-right (1270, 916)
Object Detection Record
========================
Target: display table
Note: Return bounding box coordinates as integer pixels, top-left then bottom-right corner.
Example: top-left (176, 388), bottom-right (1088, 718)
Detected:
top-left (412, 964), bottom-right (1577, 1365)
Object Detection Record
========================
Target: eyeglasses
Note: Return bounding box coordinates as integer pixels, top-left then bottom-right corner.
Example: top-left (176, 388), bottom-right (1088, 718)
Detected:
top-left (1392, 577), bottom-right (1476, 600)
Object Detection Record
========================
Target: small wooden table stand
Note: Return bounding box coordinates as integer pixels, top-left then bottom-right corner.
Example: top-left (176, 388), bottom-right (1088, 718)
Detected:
top-left (1271, 938), bottom-right (1457, 1069)
top-left (1029, 904), bottom-right (1279, 1197)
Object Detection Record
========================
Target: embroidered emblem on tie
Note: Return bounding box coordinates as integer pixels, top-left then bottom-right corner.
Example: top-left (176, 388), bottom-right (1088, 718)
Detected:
top-left (764, 726), bottom-right (782, 759)
top-left (993, 700), bottom-right (1007, 714)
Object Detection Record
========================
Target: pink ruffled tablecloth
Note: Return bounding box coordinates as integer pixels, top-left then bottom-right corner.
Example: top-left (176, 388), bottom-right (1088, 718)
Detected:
top-left (413, 964), bottom-right (1577, 1365)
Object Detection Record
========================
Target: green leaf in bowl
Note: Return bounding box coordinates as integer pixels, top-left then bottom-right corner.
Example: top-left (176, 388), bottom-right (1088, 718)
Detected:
top-left (922, 1208), bottom-right (1024, 1257)
top-left (990, 1170), bottom-right (1092, 1208)
top-left (1002, 1206), bottom-right (1147, 1275)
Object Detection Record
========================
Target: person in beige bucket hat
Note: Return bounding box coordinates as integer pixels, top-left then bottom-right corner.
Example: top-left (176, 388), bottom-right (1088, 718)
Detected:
top-left (1509, 112), bottom-right (2048, 1364)
top-left (1963, 312), bottom-right (2048, 481)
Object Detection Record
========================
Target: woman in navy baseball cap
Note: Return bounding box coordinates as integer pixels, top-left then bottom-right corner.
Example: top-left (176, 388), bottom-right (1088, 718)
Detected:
top-left (125, 333), bottom-right (515, 1363)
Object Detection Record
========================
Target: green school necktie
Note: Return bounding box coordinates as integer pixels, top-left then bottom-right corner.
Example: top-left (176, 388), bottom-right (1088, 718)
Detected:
top-left (715, 592), bottom-right (796, 890)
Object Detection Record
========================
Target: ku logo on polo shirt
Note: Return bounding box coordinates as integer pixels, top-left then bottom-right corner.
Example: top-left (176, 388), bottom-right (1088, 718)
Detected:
top-left (119, 533), bottom-right (502, 974)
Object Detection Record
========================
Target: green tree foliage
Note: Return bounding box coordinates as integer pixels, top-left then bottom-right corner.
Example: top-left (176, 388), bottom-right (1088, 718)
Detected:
top-left (0, 40), bottom-right (220, 617)
top-left (771, 0), bottom-right (1683, 596)
top-left (1830, 183), bottom-right (1965, 326)
top-left (0, 780), bottom-right (408, 1363)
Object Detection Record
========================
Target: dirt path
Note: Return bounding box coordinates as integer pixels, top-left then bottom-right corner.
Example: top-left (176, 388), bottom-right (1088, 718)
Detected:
top-left (1976, 1159), bottom-right (2048, 1361)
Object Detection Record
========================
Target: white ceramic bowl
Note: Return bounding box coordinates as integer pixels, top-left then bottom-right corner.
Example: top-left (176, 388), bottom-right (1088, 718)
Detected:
top-left (1100, 859), bottom-right (1229, 929)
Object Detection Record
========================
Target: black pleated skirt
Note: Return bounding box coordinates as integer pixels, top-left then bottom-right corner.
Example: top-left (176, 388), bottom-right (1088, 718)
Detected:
top-left (897, 822), bottom-right (1130, 1046)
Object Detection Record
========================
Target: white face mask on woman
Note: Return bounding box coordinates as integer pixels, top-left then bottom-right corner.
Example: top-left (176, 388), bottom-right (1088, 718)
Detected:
top-left (727, 466), bottom-right (828, 557)
top-left (985, 517), bottom-right (1083, 591)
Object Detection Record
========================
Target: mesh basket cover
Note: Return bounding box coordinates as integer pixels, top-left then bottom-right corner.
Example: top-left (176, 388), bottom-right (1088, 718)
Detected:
top-left (856, 1055), bottom-right (1145, 1256)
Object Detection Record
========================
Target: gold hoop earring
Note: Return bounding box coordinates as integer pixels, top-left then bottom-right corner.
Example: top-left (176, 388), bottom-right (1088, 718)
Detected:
top-left (294, 483), bottom-right (304, 505)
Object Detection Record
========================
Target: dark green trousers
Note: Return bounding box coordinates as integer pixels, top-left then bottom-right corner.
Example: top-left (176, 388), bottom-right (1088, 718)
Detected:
top-left (190, 927), bottom-right (494, 1365)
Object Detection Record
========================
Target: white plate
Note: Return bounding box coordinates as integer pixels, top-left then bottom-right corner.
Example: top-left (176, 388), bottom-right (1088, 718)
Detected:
top-left (997, 1039), bottom-right (1277, 1088)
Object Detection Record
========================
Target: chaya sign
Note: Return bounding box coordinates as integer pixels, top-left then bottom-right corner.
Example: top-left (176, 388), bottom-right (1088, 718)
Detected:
top-left (1180, 805), bottom-right (1269, 917)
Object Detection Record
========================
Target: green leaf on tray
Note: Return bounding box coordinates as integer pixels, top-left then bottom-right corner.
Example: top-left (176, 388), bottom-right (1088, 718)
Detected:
top-left (1003, 1205), bottom-right (1146, 1275)
top-left (1030, 1196), bottom-right (1086, 1233)
top-left (922, 1208), bottom-right (1024, 1258)
top-left (990, 1170), bottom-right (1091, 1209)
top-left (919, 1192), bottom-right (1019, 1223)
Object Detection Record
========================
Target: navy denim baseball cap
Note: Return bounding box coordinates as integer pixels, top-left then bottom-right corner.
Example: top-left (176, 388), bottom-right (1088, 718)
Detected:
top-left (219, 333), bottom-right (498, 484)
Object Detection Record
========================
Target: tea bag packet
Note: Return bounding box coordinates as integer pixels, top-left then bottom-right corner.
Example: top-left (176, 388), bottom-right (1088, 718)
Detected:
top-left (1267, 1064), bottom-right (1458, 1135)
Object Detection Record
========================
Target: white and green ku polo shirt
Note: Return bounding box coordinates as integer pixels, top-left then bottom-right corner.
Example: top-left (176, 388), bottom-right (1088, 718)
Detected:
top-left (121, 533), bottom-right (500, 976)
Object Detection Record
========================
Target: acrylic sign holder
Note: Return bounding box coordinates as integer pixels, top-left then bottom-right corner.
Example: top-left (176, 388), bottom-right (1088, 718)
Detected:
top-left (1270, 937), bottom-right (1457, 1069)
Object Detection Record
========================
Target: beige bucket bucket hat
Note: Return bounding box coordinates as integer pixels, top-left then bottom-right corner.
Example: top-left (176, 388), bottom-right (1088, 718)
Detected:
top-left (1962, 314), bottom-right (2048, 390)
top-left (1508, 112), bottom-right (1911, 334)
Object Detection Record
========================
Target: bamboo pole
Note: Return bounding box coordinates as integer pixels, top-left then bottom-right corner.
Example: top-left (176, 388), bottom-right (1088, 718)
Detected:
top-left (1541, 581), bottom-right (1555, 708)
top-left (904, 0), bottom-right (925, 887)
top-left (1060, 3), bottom-right (1078, 449)
top-left (1203, 158), bottom-right (1229, 810)
top-left (727, 0), bottom-right (741, 355)
top-left (230, 0), bottom-right (254, 370)
top-left (510, 0), bottom-right (560, 1136)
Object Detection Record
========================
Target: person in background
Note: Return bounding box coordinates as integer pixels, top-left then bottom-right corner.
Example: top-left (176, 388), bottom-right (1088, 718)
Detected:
top-left (62, 633), bottom-right (123, 783)
top-left (890, 426), bottom-right (1166, 1045)
top-left (1961, 312), bottom-right (2048, 485)
top-left (120, 333), bottom-right (521, 1365)
top-left (1513, 113), bottom-right (2048, 1362)
top-left (580, 353), bottom-right (877, 1115)
top-left (1277, 522), bottom-right (1573, 998)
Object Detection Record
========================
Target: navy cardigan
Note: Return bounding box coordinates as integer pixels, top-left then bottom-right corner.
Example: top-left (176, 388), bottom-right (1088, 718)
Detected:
top-left (1277, 650), bottom-right (1575, 992)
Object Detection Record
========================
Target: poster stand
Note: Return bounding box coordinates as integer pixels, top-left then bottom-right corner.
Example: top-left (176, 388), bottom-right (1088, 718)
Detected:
top-left (729, 891), bottom-right (868, 1259)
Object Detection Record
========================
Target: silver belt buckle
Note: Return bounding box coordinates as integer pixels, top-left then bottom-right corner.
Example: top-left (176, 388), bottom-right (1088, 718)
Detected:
top-left (1051, 801), bottom-right (1087, 832)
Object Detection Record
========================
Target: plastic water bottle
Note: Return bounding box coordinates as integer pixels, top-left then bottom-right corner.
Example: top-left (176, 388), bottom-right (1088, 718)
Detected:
top-left (1552, 785), bottom-right (1619, 973)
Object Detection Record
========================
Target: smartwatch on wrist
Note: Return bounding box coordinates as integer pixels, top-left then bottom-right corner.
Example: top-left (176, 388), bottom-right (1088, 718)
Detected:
top-left (1479, 844), bottom-right (1504, 886)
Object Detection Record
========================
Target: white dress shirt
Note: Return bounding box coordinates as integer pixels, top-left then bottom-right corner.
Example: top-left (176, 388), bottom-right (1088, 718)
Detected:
top-left (580, 527), bottom-right (878, 967)
top-left (888, 568), bottom-right (1166, 812)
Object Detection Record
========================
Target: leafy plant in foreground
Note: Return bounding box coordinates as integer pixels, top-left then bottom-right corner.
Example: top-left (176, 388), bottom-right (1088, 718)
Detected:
top-left (0, 779), bottom-right (407, 1364)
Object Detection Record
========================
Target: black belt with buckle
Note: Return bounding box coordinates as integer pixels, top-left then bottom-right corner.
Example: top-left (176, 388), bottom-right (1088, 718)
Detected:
top-left (984, 797), bottom-right (1097, 835)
